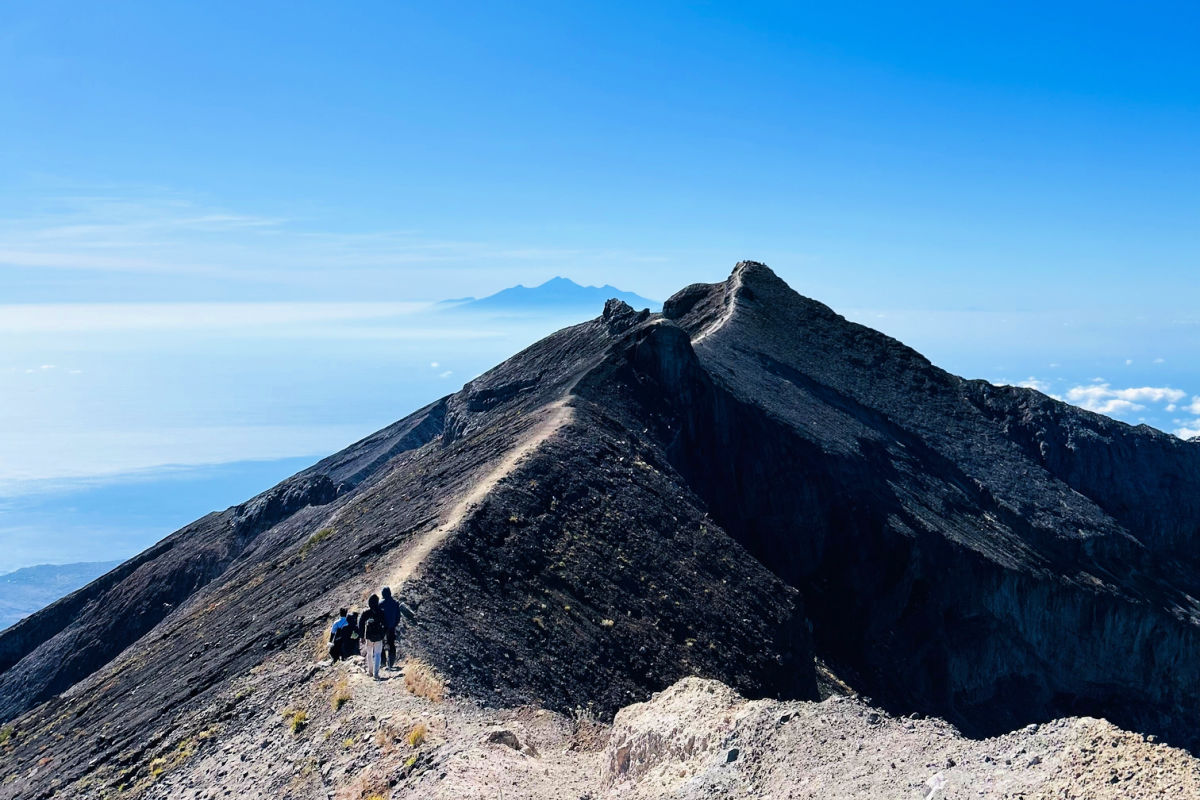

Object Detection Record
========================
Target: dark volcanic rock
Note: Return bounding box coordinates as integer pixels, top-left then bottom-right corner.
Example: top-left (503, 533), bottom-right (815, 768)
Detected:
top-left (3, 261), bottom-right (1200, 798)
top-left (664, 261), bottom-right (1200, 742)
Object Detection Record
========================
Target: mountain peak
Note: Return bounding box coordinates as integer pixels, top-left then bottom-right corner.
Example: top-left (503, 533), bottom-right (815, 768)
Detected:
top-left (446, 276), bottom-right (659, 313)
top-left (7, 263), bottom-right (1200, 797)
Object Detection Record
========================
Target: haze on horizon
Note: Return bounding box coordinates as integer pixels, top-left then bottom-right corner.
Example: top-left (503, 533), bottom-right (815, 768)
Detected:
top-left (2, 1), bottom-right (1198, 573)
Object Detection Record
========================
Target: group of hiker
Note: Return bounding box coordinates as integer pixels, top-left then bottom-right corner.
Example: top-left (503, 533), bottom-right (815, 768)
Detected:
top-left (328, 586), bottom-right (404, 680)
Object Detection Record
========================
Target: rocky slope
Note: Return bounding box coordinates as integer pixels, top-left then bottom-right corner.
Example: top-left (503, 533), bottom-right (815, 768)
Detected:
top-left (2, 262), bottom-right (1199, 798)
top-left (75, 663), bottom-right (1200, 800)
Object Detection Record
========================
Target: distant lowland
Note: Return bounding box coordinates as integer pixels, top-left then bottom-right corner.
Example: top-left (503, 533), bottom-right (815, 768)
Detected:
top-left (0, 561), bottom-right (120, 630)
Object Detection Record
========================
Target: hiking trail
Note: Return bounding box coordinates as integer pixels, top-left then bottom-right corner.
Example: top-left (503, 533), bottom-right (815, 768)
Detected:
top-left (690, 263), bottom-right (744, 344)
top-left (387, 398), bottom-right (575, 588)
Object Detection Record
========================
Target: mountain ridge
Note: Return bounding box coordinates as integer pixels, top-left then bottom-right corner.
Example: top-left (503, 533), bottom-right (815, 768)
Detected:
top-left (3, 262), bottom-right (1200, 798)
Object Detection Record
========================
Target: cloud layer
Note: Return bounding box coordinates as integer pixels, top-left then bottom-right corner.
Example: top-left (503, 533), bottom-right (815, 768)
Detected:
top-left (996, 375), bottom-right (1200, 441)
top-left (1064, 384), bottom-right (1186, 415)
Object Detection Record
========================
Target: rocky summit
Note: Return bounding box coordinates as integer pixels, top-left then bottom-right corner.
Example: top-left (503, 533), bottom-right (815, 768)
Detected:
top-left (2, 262), bottom-right (1200, 799)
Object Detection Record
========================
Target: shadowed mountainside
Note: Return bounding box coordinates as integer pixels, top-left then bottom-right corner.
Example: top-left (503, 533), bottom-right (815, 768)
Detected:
top-left (2, 262), bottom-right (1199, 798)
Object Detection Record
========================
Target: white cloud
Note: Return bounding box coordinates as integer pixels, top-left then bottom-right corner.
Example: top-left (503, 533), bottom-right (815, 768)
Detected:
top-left (990, 377), bottom-right (1062, 401)
top-left (438, 370), bottom-right (454, 378)
top-left (1188, 397), bottom-right (1200, 415)
top-left (1176, 423), bottom-right (1200, 440)
top-left (1125, 359), bottom-right (1134, 366)
top-left (1154, 357), bottom-right (1166, 364)
top-left (0, 302), bottom-right (427, 333)
top-left (0, 190), bottom-right (671, 295)
top-left (0, 424), bottom-right (369, 496)
top-left (1064, 383), bottom-right (1187, 415)
top-left (430, 361), bottom-right (439, 368)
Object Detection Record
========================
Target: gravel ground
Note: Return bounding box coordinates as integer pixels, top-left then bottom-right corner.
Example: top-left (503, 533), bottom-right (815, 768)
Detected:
top-left (603, 678), bottom-right (1200, 800)
top-left (142, 660), bottom-right (1200, 800)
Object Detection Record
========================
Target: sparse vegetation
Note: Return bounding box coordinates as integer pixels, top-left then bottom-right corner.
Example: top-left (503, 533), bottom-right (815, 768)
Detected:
top-left (401, 658), bottom-right (446, 702)
top-left (332, 675), bottom-right (353, 710)
top-left (569, 703), bottom-right (608, 752)
top-left (0, 724), bottom-right (14, 746)
top-left (374, 721), bottom-right (400, 751)
top-left (600, 618), bottom-right (615, 627)
top-left (282, 708), bottom-right (309, 735)
top-left (299, 527), bottom-right (335, 559)
top-left (406, 722), bottom-right (427, 748)
top-left (337, 770), bottom-right (390, 800)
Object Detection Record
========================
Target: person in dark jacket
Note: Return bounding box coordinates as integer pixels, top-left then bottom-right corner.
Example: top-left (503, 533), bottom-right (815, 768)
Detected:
top-left (344, 610), bottom-right (361, 657)
top-left (358, 594), bottom-right (386, 680)
top-left (328, 607), bottom-right (351, 661)
top-left (379, 586), bottom-right (401, 670)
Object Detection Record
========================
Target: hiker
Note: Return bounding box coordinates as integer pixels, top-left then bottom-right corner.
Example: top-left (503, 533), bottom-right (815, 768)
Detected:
top-left (328, 607), bottom-right (352, 661)
top-left (344, 609), bottom-right (361, 657)
top-left (379, 586), bottom-right (401, 670)
top-left (358, 594), bottom-right (386, 680)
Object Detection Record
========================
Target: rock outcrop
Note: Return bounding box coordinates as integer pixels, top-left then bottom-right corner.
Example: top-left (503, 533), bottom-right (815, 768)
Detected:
top-left (600, 677), bottom-right (1200, 800)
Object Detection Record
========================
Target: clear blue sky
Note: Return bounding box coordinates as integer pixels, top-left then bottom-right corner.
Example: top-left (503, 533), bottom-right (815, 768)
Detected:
top-left (4, 1), bottom-right (1198, 306)
top-left (2, 1), bottom-right (1199, 570)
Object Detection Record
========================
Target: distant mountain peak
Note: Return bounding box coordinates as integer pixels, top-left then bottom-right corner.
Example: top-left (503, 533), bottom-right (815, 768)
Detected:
top-left (442, 276), bottom-right (659, 314)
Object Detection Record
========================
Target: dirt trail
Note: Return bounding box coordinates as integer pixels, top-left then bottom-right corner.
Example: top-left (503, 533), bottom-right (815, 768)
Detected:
top-left (691, 265), bottom-right (744, 345)
top-left (387, 398), bottom-right (575, 588)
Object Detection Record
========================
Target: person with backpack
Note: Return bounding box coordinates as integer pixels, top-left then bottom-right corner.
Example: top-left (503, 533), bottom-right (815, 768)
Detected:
top-left (379, 586), bottom-right (401, 670)
top-left (328, 607), bottom-right (352, 661)
top-left (344, 610), bottom-right (361, 657)
top-left (358, 594), bottom-right (386, 680)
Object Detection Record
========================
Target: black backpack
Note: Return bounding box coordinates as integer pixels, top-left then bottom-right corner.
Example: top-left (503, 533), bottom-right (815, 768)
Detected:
top-left (333, 621), bottom-right (353, 652)
top-left (363, 612), bottom-right (385, 643)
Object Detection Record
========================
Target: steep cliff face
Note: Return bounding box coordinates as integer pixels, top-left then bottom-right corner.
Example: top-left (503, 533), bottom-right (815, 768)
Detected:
top-left (2, 263), bottom-right (1199, 799)
top-left (660, 262), bottom-right (1200, 740)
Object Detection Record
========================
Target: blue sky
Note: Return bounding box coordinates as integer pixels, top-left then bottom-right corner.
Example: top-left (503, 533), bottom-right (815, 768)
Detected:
top-left (2, 1), bottom-right (1199, 570)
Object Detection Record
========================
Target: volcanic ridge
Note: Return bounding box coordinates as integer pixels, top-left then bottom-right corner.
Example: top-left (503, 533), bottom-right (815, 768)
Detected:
top-left (2, 262), bottom-right (1199, 799)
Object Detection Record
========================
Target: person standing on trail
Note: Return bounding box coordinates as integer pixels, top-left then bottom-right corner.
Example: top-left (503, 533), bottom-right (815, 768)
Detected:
top-left (358, 594), bottom-right (386, 680)
top-left (379, 586), bottom-right (401, 670)
top-left (328, 607), bottom-right (351, 661)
